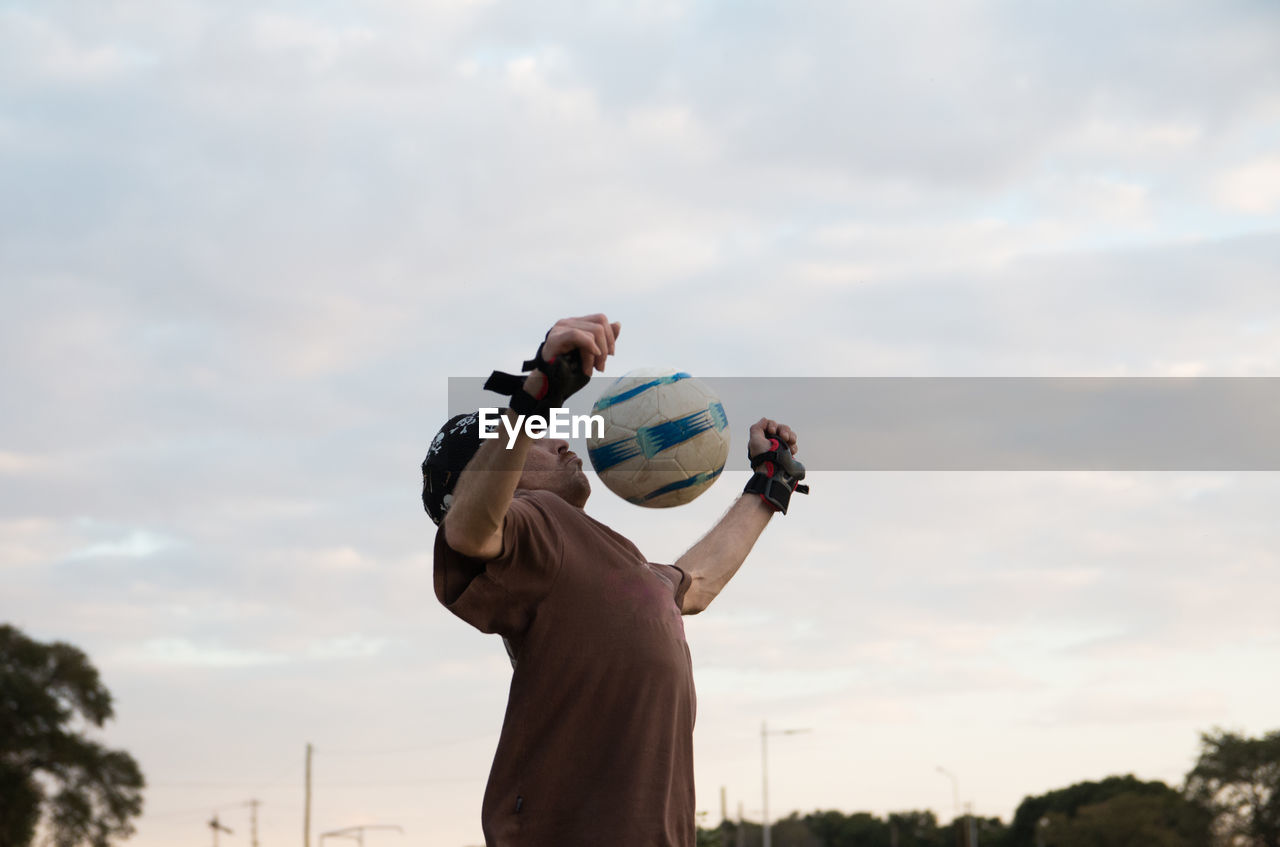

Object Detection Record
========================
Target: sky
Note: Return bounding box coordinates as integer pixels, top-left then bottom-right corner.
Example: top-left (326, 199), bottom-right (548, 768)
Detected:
top-left (3, 0), bottom-right (1280, 845)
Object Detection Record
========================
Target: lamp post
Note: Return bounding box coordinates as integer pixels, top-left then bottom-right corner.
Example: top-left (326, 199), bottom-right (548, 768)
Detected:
top-left (318, 825), bottom-right (403, 847)
top-left (936, 766), bottom-right (961, 847)
top-left (761, 721), bottom-right (811, 847)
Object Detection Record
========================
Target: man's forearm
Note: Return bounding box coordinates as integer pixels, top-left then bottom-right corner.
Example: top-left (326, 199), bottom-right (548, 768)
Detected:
top-left (675, 493), bottom-right (775, 614)
top-left (443, 411), bottom-right (531, 559)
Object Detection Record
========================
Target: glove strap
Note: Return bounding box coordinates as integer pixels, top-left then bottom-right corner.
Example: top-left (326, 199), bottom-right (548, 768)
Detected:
top-left (743, 437), bottom-right (810, 514)
top-left (483, 343), bottom-right (589, 417)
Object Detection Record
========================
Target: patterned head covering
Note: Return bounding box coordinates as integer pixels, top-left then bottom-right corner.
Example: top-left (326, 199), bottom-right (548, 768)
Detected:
top-left (421, 412), bottom-right (484, 525)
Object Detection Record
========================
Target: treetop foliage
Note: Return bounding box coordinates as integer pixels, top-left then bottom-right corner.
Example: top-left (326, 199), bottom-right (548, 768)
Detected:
top-left (1187, 727), bottom-right (1280, 847)
top-left (1, 624), bottom-right (144, 847)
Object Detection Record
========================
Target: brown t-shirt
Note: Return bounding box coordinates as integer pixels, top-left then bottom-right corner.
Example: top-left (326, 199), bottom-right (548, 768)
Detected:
top-left (434, 489), bottom-right (696, 847)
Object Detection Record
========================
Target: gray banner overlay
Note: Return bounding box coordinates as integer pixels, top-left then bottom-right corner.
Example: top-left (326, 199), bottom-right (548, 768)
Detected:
top-left (447, 377), bottom-right (1280, 470)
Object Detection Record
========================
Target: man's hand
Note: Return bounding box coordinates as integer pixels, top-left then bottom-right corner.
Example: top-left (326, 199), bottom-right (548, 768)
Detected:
top-left (747, 418), bottom-right (798, 458)
top-left (525, 314), bottom-right (621, 396)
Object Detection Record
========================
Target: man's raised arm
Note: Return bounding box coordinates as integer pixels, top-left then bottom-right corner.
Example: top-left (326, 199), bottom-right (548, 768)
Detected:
top-left (675, 418), bottom-right (800, 614)
top-left (441, 314), bottom-right (620, 560)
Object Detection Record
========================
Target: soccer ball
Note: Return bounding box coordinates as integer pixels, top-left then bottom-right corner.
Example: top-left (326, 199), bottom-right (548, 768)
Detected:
top-left (586, 368), bottom-right (730, 508)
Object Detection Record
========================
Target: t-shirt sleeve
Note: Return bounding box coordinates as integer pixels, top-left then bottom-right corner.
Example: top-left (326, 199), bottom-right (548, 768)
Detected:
top-left (433, 492), bottom-right (564, 637)
top-left (648, 562), bottom-right (692, 610)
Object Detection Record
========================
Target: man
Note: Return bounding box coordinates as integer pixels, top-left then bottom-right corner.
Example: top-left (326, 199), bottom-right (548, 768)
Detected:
top-left (423, 314), bottom-right (806, 846)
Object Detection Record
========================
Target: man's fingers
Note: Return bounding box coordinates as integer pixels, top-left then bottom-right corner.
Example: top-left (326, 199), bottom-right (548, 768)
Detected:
top-left (588, 321), bottom-right (609, 372)
top-left (750, 418), bottom-right (798, 456)
top-left (580, 315), bottom-right (617, 368)
top-left (544, 314), bottom-right (619, 374)
top-left (566, 327), bottom-right (602, 374)
top-left (579, 314), bottom-right (616, 358)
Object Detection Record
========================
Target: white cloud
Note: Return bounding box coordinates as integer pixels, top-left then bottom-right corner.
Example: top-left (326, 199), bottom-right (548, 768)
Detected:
top-left (121, 638), bottom-right (289, 668)
top-left (269, 545), bottom-right (377, 573)
top-left (1064, 118), bottom-right (1203, 159)
top-left (0, 451), bottom-right (51, 475)
top-left (305, 634), bottom-right (390, 659)
top-left (0, 8), bottom-right (156, 84)
top-left (67, 530), bottom-right (178, 560)
top-left (0, 518), bottom-right (62, 568)
top-left (1214, 155), bottom-right (1280, 214)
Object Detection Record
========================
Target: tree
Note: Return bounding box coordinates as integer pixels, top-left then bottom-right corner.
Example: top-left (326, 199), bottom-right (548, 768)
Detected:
top-left (1008, 774), bottom-right (1189, 846)
top-left (0, 624), bottom-right (145, 847)
top-left (1039, 791), bottom-right (1211, 847)
top-left (887, 810), bottom-right (944, 847)
top-left (804, 809), bottom-right (890, 847)
top-left (772, 812), bottom-right (823, 847)
top-left (973, 815), bottom-right (1013, 847)
top-left (1186, 728), bottom-right (1280, 847)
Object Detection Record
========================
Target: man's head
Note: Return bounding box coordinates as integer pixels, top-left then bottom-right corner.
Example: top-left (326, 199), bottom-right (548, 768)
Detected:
top-left (421, 412), bottom-right (592, 525)
top-left (421, 412), bottom-right (483, 525)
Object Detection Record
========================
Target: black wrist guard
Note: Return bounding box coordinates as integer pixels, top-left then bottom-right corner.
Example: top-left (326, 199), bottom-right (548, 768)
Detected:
top-left (483, 340), bottom-right (590, 417)
top-left (743, 437), bottom-right (810, 514)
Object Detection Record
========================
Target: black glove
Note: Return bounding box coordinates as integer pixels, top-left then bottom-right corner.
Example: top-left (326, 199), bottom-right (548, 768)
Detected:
top-left (743, 436), bottom-right (810, 514)
top-left (483, 341), bottom-right (590, 417)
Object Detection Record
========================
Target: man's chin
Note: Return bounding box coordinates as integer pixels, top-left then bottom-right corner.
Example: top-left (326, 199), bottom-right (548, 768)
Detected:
top-left (568, 475), bottom-right (591, 508)
top-left (520, 468), bottom-right (592, 508)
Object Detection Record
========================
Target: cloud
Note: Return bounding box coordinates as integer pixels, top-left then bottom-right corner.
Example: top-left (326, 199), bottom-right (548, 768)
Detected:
top-left (0, 451), bottom-right (52, 475)
top-left (66, 529), bottom-right (178, 560)
top-left (119, 637), bottom-right (288, 668)
top-left (305, 634), bottom-right (389, 659)
top-left (0, 518), bottom-right (62, 568)
top-left (1214, 155), bottom-right (1280, 214)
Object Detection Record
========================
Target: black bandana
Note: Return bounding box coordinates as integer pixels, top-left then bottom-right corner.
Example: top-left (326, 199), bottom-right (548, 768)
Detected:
top-left (421, 412), bottom-right (484, 525)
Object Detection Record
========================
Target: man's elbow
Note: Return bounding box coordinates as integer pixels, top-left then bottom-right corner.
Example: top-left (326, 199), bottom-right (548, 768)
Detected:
top-left (443, 518), bottom-right (502, 560)
top-left (680, 583), bottom-right (714, 615)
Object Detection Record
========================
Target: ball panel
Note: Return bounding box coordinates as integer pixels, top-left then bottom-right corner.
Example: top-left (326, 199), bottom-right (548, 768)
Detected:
top-left (586, 368), bottom-right (730, 508)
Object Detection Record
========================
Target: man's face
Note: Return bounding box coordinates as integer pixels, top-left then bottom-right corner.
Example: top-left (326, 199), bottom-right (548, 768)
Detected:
top-left (516, 438), bottom-right (591, 508)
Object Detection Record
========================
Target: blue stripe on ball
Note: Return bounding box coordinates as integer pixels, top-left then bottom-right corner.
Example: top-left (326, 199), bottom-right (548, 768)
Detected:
top-left (593, 372), bottom-right (693, 411)
top-left (588, 438), bottom-right (644, 472)
top-left (710, 400), bottom-right (728, 431)
top-left (635, 408), bottom-right (719, 458)
top-left (625, 464), bottom-right (726, 504)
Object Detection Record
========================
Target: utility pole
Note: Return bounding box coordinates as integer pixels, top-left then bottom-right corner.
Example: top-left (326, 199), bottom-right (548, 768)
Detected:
top-left (209, 814), bottom-right (233, 847)
top-left (247, 799), bottom-right (260, 847)
top-left (762, 721), bottom-right (811, 847)
top-left (304, 743), bottom-right (313, 847)
top-left (762, 722), bottom-right (769, 847)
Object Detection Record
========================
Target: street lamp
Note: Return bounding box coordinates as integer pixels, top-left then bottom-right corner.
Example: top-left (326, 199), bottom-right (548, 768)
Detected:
top-left (318, 825), bottom-right (403, 847)
top-left (762, 721), bottom-right (811, 847)
top-left (936, 767), bottom-right (961, 846)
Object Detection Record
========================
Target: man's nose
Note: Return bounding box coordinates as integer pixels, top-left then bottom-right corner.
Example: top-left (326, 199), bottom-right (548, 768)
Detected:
top-left (551, 439), bottom-right (570, 454)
